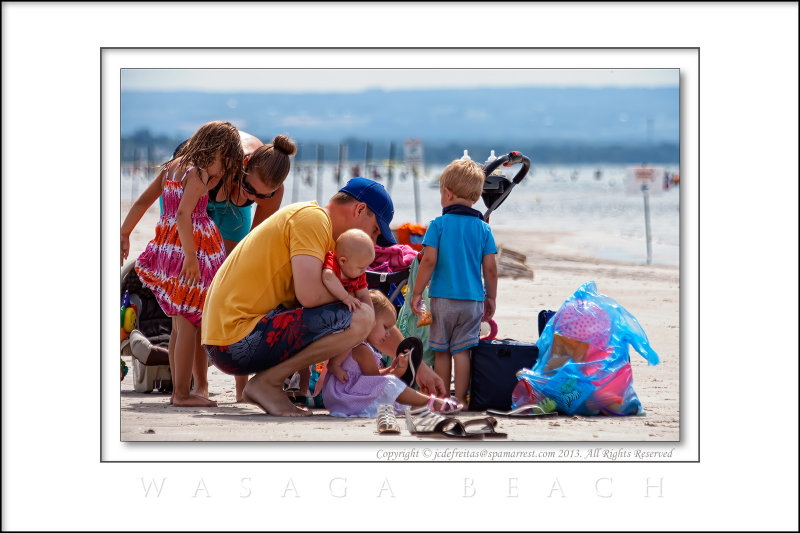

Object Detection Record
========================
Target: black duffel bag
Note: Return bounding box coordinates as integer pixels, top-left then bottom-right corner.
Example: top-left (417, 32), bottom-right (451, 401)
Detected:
top-left (468, 338), bottom-right (539, 412)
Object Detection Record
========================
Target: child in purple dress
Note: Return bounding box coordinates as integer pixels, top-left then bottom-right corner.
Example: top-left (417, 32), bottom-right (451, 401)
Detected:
top-left (321, 290), bottom-right (461, 417)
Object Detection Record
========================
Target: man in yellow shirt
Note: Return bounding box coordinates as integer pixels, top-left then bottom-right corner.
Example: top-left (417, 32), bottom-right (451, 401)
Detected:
top-left (202, 178), bottom-right (446, 416)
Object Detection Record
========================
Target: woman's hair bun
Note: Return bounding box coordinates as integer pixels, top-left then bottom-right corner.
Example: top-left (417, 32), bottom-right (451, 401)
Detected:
top-left (273, 135), bottom-right (297, 156)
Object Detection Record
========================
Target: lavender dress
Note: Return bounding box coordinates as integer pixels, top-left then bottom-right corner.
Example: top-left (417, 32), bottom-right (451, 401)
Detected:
top-left (321, 342), bottom-right (409, 417)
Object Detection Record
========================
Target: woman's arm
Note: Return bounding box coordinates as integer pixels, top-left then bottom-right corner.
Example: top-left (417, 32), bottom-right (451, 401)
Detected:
top-left (250, 183), bottom-right (285, 230)
top-left (120, 168), bottom-right (164, 265)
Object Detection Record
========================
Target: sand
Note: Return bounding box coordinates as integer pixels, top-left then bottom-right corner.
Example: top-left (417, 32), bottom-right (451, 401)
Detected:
top-left (120, 202), bottom-right (679, 442)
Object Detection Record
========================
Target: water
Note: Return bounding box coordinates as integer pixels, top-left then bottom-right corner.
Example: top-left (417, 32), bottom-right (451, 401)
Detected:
top-left (120, 162), bottom-right (680, 267)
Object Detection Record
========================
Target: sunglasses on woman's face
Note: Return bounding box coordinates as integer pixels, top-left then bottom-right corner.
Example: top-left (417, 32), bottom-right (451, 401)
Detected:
top-left (240, 175), bottom-right (276, 199)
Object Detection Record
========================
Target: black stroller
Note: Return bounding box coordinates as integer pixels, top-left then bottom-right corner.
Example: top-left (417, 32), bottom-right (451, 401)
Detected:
top-left (366, 150), bottom-right (532, 309)
top-left (120, 259), bottom-right (173, 393)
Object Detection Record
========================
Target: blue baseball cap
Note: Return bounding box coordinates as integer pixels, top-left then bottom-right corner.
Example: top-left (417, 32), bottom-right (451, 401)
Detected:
top-left (339, 177), bottom-right (396, 246)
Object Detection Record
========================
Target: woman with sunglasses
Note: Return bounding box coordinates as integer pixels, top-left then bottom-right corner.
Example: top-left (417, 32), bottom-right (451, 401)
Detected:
top-left (205, 132), bottom-right (297, 256)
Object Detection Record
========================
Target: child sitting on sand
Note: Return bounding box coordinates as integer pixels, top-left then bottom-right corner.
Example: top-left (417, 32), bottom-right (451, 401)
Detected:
top-left (321, 290), bottom-right (462, 417)
top-left (411, 158), bottom-right (498, 407)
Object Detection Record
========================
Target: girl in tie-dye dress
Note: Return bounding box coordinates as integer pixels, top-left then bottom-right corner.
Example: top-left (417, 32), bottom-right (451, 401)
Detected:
top-left (120, 121), bottom-right (244, 407)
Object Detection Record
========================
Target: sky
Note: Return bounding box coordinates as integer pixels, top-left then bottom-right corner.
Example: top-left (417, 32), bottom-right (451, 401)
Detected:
top-left (121, 68), bottom-right (679, 93)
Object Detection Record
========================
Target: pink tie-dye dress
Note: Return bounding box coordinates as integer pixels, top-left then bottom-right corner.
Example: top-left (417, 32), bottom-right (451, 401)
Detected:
top-left (135, 165), bottom-right (226, 327)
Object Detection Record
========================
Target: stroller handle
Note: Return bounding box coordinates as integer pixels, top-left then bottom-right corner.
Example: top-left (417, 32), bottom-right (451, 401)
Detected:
top-left (483, 151), bottom-right (531, 184)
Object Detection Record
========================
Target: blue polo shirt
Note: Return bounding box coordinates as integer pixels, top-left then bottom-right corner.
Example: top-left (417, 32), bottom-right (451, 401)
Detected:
top-left (422, 212), bottom-right (497, 301)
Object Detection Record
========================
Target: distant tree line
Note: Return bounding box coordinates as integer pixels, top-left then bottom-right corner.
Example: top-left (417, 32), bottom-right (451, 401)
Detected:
top-left (121, 130), bottom-right (679, 166)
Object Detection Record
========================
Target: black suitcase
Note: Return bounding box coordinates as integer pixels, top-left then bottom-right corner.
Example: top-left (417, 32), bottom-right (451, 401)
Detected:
top-left (468, 338), bottom-right (539, 412)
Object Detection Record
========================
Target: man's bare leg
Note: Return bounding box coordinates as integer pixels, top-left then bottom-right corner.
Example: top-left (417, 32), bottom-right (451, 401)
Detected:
top-left (243, 304), bottom-right (373, 416)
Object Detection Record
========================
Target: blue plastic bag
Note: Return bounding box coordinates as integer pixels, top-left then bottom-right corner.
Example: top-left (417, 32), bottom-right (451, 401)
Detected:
top-left (515, 281), bottom-right (660, 416)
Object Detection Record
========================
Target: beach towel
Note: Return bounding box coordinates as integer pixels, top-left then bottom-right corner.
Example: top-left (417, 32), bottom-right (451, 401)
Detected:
top-left (370, 243), bottom-right (418, 272)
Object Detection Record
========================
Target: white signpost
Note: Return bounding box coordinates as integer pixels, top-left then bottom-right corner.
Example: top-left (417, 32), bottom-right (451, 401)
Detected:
top-left (627, 165), bottom-right (663, 264)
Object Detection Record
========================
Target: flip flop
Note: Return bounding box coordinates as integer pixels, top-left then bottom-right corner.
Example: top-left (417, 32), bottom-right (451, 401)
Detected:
top-left (463, 416), bottom-right (508, 438)
top-left (405, 407), bottom-right (481, 438)
top-left (397, 336), bottom-right (424, 389)
top-left (485, 404), bottom-right (558, 417)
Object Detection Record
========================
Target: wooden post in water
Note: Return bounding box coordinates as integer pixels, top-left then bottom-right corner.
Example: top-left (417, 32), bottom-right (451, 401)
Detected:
top-left (132, 147), bottom-right (140, 202)
top-left (337, 143), bottom-right (346, 186)
top-left (316, 144), bottom-right (324, 204)
top-left (364, 141), bottom-right (372, 179)
top-left (412, 165), bottom-right (421, 223)
top-left (642, 182), bottom-right (653, 265)
top-left (292, 143), bottom-right (301, 203)
top-left (387, 142), bottom-right (396, 194)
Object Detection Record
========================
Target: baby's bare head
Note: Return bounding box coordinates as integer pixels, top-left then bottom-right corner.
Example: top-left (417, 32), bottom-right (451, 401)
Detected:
top-left (335, 228), bottom-right (376, 267)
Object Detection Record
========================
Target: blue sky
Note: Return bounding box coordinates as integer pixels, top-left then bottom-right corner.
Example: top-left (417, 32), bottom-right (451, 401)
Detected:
top-left (122, 68), bottom-right (679, 93)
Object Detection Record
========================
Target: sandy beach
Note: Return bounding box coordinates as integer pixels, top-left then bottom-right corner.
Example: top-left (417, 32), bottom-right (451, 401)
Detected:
top-left (119, 201), bottom-right (679, 443)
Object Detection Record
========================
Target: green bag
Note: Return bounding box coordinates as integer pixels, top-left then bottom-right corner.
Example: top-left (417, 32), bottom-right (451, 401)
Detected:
top-left (396, 255), bottom-right (436, 370)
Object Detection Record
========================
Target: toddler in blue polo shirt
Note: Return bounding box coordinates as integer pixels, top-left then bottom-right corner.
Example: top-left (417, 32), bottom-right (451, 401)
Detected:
top-left (411, 158), bottom-right (498, 406)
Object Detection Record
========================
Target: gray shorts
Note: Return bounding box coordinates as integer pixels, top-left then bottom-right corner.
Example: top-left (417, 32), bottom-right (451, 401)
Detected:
top-left (428, 297), bottom-right (484, 354)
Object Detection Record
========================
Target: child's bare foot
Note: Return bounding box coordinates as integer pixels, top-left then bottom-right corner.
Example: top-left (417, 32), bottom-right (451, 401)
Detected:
top-left (236, 389), bottom-right (253, 403)
top-left (432, 396), bottom-right (463, 413)
top-left (235, 375), bottom-right (249, 403)
top-left (191, 384), bottom-right (209, 399)
top-left (242, 382), bottom-right (311, 417)
top-left (172, 393), bottom-right (217, 407)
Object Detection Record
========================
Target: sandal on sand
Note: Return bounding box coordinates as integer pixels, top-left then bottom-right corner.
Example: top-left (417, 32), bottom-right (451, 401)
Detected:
top-left (427, 395), bottom-right (463, 414)
top-left (486, 403), bottom-right (558, 417)
top-left (463, 416), bottom-right (508, 438)
top-left (404, 407), bottom-right (480, 438)
top-left (377, 404), bottom-right (401, 434)
top-left (397, 337), bottom-right (424, 389)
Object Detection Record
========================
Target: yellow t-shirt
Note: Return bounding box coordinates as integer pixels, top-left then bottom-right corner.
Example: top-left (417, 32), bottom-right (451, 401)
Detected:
top-left (201, 201), bottom-right (334, 346)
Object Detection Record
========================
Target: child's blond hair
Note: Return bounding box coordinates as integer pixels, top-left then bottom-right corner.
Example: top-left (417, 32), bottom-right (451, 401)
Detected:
top-left (369, 290), bottom-right (397, 320)
top-left (439, 159), bottom-right (485, 203)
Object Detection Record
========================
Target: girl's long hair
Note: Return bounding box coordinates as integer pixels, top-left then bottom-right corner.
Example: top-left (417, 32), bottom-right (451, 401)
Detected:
top-left (165, 121), bottom-right (244, 187)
